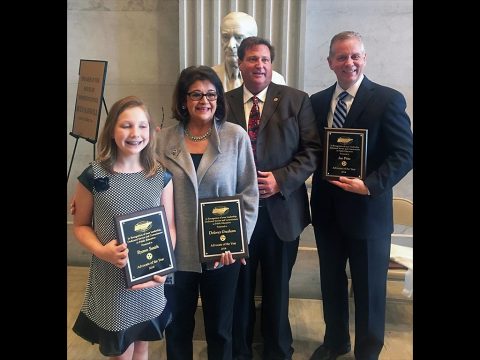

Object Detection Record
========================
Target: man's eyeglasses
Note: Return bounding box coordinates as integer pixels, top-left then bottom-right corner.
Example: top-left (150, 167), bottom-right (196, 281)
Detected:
top-left (187, 91), bottom-right (218, 101)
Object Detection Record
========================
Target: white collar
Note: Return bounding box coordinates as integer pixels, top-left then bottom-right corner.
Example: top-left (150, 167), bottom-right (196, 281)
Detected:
top-left (243, 85), bottom-right (269, 104)
top-left (335, 74), bottom-right (364, 99)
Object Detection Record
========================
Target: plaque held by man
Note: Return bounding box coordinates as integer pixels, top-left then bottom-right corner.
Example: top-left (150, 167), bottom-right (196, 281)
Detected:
top-left (323, 127), bottom-right (368, 180)
top-left (198, 195), bottom-right (248, 262)
top-left (115, 206), bottom-right (176, 287)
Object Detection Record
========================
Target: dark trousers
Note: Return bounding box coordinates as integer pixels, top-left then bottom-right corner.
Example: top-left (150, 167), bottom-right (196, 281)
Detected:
top-left (165, 263), bottom-right (241, 360)
top-left (233, 207), bottom-right (299, 360)
top-left (313, 225), bottom-right (390, 360)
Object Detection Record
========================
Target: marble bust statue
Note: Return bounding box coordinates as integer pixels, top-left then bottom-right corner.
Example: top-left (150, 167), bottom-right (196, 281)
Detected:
top-left (212, 11), bottom-right (286, 92)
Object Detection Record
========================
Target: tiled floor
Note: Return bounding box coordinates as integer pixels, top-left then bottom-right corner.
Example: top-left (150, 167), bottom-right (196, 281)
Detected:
top-left (67, 266), bottom-right (412, 359)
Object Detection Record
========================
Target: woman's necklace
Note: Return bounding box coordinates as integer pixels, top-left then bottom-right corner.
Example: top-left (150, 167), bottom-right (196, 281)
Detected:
top-left (184, 126), bottom-right (213, 142)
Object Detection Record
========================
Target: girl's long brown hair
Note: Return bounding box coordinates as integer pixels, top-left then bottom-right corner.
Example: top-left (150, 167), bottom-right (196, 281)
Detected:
top-left (96, 96), bottom-right (159, 177)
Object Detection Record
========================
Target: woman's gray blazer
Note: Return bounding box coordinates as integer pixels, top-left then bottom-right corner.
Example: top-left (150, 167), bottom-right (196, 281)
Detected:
top-left (157, 119), bottom-right (259, 272)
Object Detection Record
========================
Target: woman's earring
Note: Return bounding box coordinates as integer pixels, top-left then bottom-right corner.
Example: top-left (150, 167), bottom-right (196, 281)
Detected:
top-left (181, 105), bottom-right (186, 110)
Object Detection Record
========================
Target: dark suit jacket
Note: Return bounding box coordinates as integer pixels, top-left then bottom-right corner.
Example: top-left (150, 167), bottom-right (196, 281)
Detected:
top-left (310, 76), bottom-right (413, 238)
top-left (225, 82), bottom-right (321, 241)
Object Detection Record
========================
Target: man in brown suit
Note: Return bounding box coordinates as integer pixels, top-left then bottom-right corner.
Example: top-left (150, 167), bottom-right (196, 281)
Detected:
top-left (225, 36), bottom-right (321, 360)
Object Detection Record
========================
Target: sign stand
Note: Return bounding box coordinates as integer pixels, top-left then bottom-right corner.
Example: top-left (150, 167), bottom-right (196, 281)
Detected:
top-left (67, 59), bottom-right (108, 182)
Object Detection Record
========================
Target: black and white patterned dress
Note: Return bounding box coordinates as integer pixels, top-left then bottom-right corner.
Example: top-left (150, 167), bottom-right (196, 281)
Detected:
top-left (72, 161), bottom-right (172, 356)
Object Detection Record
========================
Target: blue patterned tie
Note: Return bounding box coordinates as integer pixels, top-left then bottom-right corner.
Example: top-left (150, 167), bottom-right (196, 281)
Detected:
top-left (332, 91), bottom-right (349, 128)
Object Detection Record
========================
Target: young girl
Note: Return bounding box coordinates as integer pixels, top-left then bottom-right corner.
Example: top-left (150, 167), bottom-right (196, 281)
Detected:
top-left (72, 96), bottom-right (176, 359)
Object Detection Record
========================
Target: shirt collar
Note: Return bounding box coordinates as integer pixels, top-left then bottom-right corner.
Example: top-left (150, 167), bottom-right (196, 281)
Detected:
top-left (243, 85), bottom-right (269, 104)
top-left (335, 74), bottom-right (364, 99)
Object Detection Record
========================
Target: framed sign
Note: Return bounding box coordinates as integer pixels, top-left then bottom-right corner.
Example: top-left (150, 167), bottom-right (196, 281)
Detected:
top-left (115, 206), bottom-right (176, 287)
top-left (198, 195), bottom-right (248, 262)
top-left (323, 127), bottom-right (368, 180)
top-left (71, 59), bottom-right (108, 143)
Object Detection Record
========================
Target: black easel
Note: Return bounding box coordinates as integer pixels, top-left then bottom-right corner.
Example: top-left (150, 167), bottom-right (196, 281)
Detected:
top-left (67, 97), bottom-right (108, 182)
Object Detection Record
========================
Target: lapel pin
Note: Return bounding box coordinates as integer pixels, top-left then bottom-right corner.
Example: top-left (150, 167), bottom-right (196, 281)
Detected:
top-left (273, 97), bottom-right (279, 102)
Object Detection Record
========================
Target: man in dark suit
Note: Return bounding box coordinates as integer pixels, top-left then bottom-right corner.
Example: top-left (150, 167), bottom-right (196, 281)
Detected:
top-left (225, 36), bottom-right (321, 360)
top-left (309, 31), bottom-right (413, 360)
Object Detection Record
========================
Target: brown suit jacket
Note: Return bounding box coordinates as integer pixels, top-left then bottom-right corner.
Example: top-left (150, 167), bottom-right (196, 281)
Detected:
top-left (225, 82), bottom-right (321, 241)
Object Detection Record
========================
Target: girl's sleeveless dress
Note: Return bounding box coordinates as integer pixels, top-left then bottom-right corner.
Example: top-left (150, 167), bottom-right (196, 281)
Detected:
top-left (72, 161), bottom-right (172, 356)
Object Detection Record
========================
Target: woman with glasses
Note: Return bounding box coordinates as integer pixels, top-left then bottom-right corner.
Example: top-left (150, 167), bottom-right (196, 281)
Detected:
top-left (156, 65), bottom-right (259, 360)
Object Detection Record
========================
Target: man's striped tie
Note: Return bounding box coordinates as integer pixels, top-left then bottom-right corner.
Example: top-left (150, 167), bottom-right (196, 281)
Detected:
top-left (333, 91), bottom-right (349, 128)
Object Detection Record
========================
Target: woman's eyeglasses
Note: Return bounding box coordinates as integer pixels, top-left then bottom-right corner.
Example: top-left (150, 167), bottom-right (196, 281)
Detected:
top-left (187, 91), bottom-right (218, 101)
